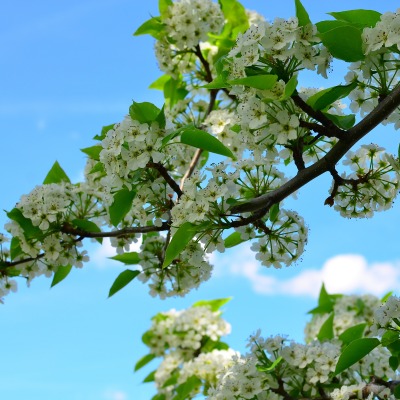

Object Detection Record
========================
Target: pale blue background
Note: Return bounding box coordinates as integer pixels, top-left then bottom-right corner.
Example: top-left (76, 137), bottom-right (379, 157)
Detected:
top-left (1, 1), bottom-right (399, 399)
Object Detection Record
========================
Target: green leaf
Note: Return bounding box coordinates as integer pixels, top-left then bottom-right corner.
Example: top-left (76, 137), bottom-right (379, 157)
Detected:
top-left (108, 269), bottom-right (140, 298)
top-left (81, 145), bottom-right (102, 161)
top-left (109, 189), bottom-right (136, 227)
top-left (382, 291), bottom-right (393, 303)
top-left (394, 384), bottom-right (400, 399)
top-left (218, 0), bottom-right (249, 39)
top-left (72, 219), bottom-right (102, 244)
top-left (159, 0), bottom-right (172, 18)
top-left (328, 10), bottom-right (381, 29)
top-left (338, 323), bottom-right (366, 346)
top-left (389, 355), bottom-right (399, 371)
top-left (257, 356), bottom-right (283, 372)
top-left (51, 265), bottom-right (73, 287)
top-left (173, 376), bottom-right (202, 400)
top-left (281, 75), bottom-right (298, 100)
top-left (323, 113), bottom-right (356, 130)
top-left (134, 353), bottom-right (156, 372)
top-left (224, 231), bottom-right (244, 248)
top-left (295, 0), bottom-right (311, 27)
top-left (162, 222), bottom-right (199, 268)
top-left (269, 203), bottom-right (280, 223)
top-left (319, 25), bottom-right (364, 62)
top-left (143, 370), bottom-right (156, 383)
top-left (6, 208), bottom-right (42, 239)
top-left (180, 127), bottom-right (235, 159)
top-left (317, 313), bottom-right (334, 341)
top-left (316, 20), bottom-right (352, 35)
top-left (129, 101), bottom-right (161, 124)
top-left (308, 283), bottom-right (340, 314)
top-left (134, 17), bottom-right (165, 39)
top-left (388, 339), bottom-right (400, 356)
top-left (334, 338), bottom-right (380, 375)
top-left (151, 394), bottom-right (166, 400)
top-left (228, 74), bottom-right (278, 90)
top-left (43, 161), bottom-right (71, 184)
top-left (93, 123), bottom-right (115, 141)
top-left (110, 252), bottom-right (141, 265)
top-left (382, 330), bottom-right (400, 347)
top-left (202, 75), bottom-right (230, 89)
top-left (149, 74), bottom-right (170, 90)
top-left (164, 77), bottom-right (188, 107)
top-left (10, 237), bottom-right (23, 260)
top-left (307, 82), bottom-right (357, 111)
top-left (201, 338), bottom-right (230, 353)
top-left (193, 297), bottom-right (232, 312)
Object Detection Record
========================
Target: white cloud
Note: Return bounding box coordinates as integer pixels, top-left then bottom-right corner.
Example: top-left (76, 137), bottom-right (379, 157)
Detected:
top-left (214, 247), bottom-right (400, 298)
top-left (103, 389), bottom-right (128, 400)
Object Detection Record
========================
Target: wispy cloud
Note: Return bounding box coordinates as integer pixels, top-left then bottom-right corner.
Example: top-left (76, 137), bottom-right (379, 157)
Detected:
top-left (214, 247), bottom-right (400, 298)
top-left (103, 389), bottom-right (128, 400)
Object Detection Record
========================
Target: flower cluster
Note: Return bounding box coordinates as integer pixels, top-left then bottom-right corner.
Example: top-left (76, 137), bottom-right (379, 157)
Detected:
top-left (371, 295), bottom-right (400, 336)
top-left (140, 303), bottom-right (233, 399)
top-left (155, 0), bottom-right (224, 76)
top-left (332, 144), bottom-right (400, 218)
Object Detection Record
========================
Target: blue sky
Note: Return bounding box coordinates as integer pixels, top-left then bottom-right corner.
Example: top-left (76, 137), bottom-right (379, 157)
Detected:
top-left (1, 1), bottom-right (400, 399)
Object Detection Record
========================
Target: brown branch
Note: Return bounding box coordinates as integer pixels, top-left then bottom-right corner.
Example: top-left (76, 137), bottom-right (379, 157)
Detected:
top-left (299, 120), bottom-right (335, 137)
top-left (230, 83), bottom-right (400, 215)
top-left (147, 161), bottom-right (183, 198)
top-left (292, 94), bottom-right (345, 138)
top-left (61, 222), bottom-right (170, 238)
top-left (180, 148), bottom-right (203, 190)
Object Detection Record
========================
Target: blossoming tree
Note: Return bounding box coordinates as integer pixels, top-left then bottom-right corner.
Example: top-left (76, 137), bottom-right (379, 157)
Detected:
top-left (1, 0), bottom-right (400, 398)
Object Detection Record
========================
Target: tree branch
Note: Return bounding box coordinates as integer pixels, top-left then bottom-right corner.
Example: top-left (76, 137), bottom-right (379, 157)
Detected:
top-left (230, 84), bottom-right (400, 215)
top-left (147, 161), bottom-right (183, 198)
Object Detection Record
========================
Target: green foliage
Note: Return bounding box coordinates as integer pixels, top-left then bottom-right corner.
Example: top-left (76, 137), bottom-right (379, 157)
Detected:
top-left (51, 265), bottom-right (73, 287)
top-left (72, 219), bottom-right (102, 244)
top-left (80, 145), bottom-right (102, 161)
top-left (327, 9), bottom-right (381, 29)
top-left (224, 231), bottom-right (244, 248)
top-left (162, 222), bottom-right (200, 268)
top-left (308, 284), bottom-right (341, 314)
top-left (129, 101), bottom-right (161, 124)
top-left (173, 376), bottom-right (202, 400)
top-left (133, 17), bottom-right (165, 39)
top-left (43, 161), bottom-right (71, 184)
top-left (158, 0), bottom-right (172, 19)
top-left (192, 297), bottom-right (232, 312)
top-left (317, 313), bottom-right (334, 341)
top-left (218, 0), bottom-right (249, 39)
top-left (323, 113), bottom-right (356, 130)
top-left (334, 338), bottom-right (380, 375)
top-left (338, 323), bottom-right (366, 346)
top-left (108, 269), bottom-right (140, 298)
top-left (180, 127), bottom-right (236, 159)
top-left (307, 82), bottom-right (357, 111)
top-left (109, 188), bottom-right (137, 227)
top-left (381, 330), bottom-right (400, 347)
top-left (295, 0), bottom-right (311, 27)
top-left (6, 208), bottom-right (42, 240)
top-left (228, 74), bottom-right (278, 90)
top-left (134, 353), bottom-right (156, 372)
top-left (110, 252), bottom-right (141, 265)
top-left (93, 123), bottom-right (115, 141)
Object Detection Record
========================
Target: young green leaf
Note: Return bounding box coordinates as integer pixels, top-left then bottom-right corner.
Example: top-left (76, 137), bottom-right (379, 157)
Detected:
top-left (159, 0), bottom-right (172, 18)
top-left (110, 252), bottom-right (141, 265)
top-left (381, 330), bottom-right (400, 347)
top-left (389, 355), bottom-right (400, 371)
top-left (72, 219), bottom-right (102, 244)
top-left (134, 17), bottom-right (165, 39)
top-left (173, 376), bottom-right (202, 400)
top-left (328, 9), bottom-right (381, 29)
top-left (180, 127), bottom-right (235, 159)
top-left (269, 203), bottom-right (280, 223)
top-left (323, 113), bottom-right (356, 130)
top-left (224, 231), bottom-right (244, 248)
top-left (228, 74), bottom-right (278, 90)
top-left (193, 297), bottom-right (232, 312)
top-left (81, 145), bottom-right (102, 161)
top-left (10, 237), bottom-right (23, 260)
top-left (93, 123), bottom-right (115, 141)
top-left (43, 161), bottom-right (71, 184)
top-left (129, 101), bottom-right (161, 124)
top-left (257, 356), bottom-right (283, 372)
top-left (334, 338), bottom-right (380, 375)
top-left (134, 353), bottom-right (156, 372)
top-left (218, 0), bottom-right (249, 39)
top-left (281, 75), bottom-right (298, 100)
top-left (51, 265), bottom-right (73, 288)
top-left (338, 323), bottom-right (366, 346)
top-left (143, 370), bottom-right (156, 383)
top-left (108, 269), bottom-right (140, 298)
top-left (149, 74), bottom-right (170, 90)
top-left (307, 82), bottom-right (357, 111)
top-left (109, 189), bottom-right (136, 227)
top-left (162, 222), bottom-right (199, 268)
top-left (317, 313), bottom-right (334, 341)
top-left (6, 208), bottom-right (42, 239)
top-left (295, 0), bottom-right (311, 27)
top-left (319, 26), bottom-right (364, 62)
